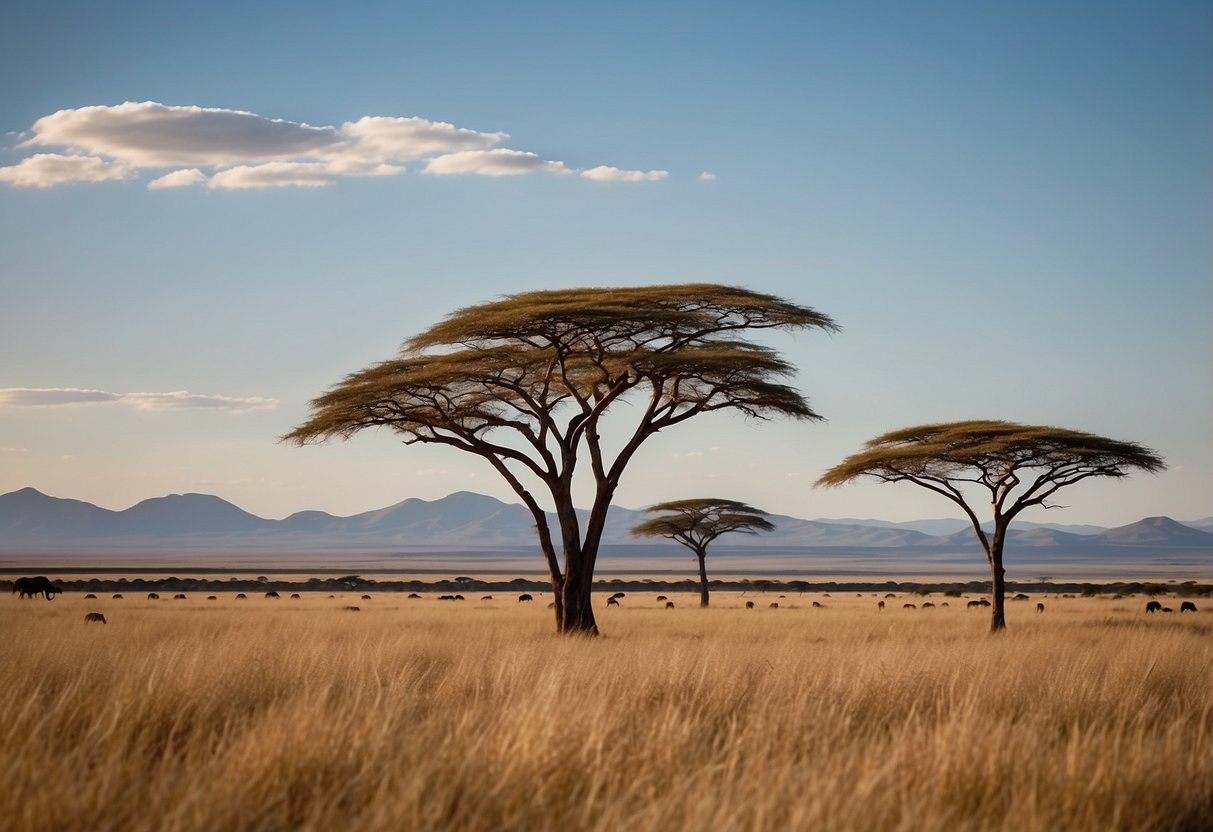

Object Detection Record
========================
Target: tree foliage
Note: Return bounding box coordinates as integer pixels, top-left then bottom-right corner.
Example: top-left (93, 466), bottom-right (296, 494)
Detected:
top-left (285, 284), bottom-right (837, 633)
top-left (631, 498), bottom-right (775, 552)
top-left (817, 420), bottom-right (1164, 631)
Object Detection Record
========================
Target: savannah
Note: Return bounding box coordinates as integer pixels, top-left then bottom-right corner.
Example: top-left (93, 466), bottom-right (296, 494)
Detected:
top-left (4, 588), bottom-right (1210, 832)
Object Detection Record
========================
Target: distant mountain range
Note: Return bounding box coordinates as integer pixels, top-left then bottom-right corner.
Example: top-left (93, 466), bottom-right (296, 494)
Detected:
top-left (2, 487), bottom-right (1211, 559)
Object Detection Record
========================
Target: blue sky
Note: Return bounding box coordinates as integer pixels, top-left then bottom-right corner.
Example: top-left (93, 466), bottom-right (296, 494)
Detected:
top-left (1, 0), bottom-right (1209, 526)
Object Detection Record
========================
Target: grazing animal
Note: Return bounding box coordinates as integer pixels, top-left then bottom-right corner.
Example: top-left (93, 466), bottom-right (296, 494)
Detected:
top-left (745, 601), bottom-right (755, 609)
top-left (518, 593), bottom-right (534, 603)
top-left (903, 603), bottom-right (916, 609)
top-left (361, 594), bottom-right (372, 600)
top-left (608, 592), bottom-right (626, 600)
top-left (1145, 601), bottom-right (1162, 613)
top-left (666, 601), bottom-right (676, 609)
top-left (1013, 593), bottom-right (1030, 600)
top-left (265, 591), bottom-right (280, 599)
top-left (454, 594), bottom-right (465, 601)
top-left (812, 601), bottom-right (823, 608)
top-left (147, 592), bottom-right (160, 600)
top-left (408, 593), bottom-right (422, 599)
top-left (173, 594), bottom-right (187, 600)
top-left (921, 602), bottom-right (935, 609)
top-left (84, 612), bottom-right (106, 624)
top-left (438, 595), bottom-right (454, 601)
top-left (966, 600), bottom-right (982, 608)
top-left (1181, 601), bottom-right (1197, 613)
top-left (207, 596), bottom-right (217, 601)
top-left (940, 602), bottom-right (949, 607)
top-left (656, 595), bottom-right (668, 602)
top-left (1162, 607), bottom-right (1174, 613)
top-left (1037, 602), bottom-right (1045, 613)
top-left (607, 597), bottom-right (620, 607)
top-left (84, 593), bottom-right (97, 599)
top-left (343, 606), bottom-right (360, 612)
top-left (878, 600), bottom-right (885, 610)
top-left (768, 602), bottom-right (778, 609)
top-left (481, 595), bottom-right (494, 601)
top-left (884, 593), bottom-right (897, 598)
top-left (112, 594), bottom-right (124, 599)
top-left (13, 576), bottom-right (62, 600)
top-left (235, 593), bottom-right (247, 600)
top-left (290, 593), bottom-right (301, 599)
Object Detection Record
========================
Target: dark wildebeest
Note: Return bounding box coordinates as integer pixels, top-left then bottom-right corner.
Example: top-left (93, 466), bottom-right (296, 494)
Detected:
top-left (361, 594), bottom-right (372, 600)
top-left (173, 594), bottom-right (187, 600)
top-left (290, 593), bottom-right (301, 600)
top-left (265, 591), bottom-right (280, 599)
top-left (608, 592), bottom-right (626, 601)
top-left (84, 593), bottom-right (97, 599)
top-left (1037, 602), bottom-right (1045, 613)
top-left (438, 595), bottom-right (454, 600)
top-left (408, 593), bottom-right (422, 599)
top-left (207, 595), bottom-right (217, 601)
top-left (666, 601), bottom-right (676, 609)
top-left (112, 594), bottom-right (124, 599)
top-left (966, 600), bottom-right (982, 608)
top-left (147, 592), bottom-right (160, 600)
top-left (921, 602), bottom-right (935, 609)
top-left (518, 593), bottom-right (534, 603)
top-left (607, 597), bottom-right (620, 607)
top-left (235, 593), bottom-right (247, 600)
top-left (454, 594), bottom-right (465, 601)
top-left (903, 603), bottom-right (917, 609)
top-left (884, 593), bottom-right (897, 599)
top-left (811, 601), bottom-right (823, 608)
top-left (1146, 601), bottom-right (1162, 614)
top-left (746, 601), bottom-right (755, 609)
top-left (1162, 607), bottom-right (1174, 613)
top-left (768, 602), bottom-right (778, 609)
top-left (878, 600), bottom-right (885, 610)
top-left (1013, 593), bottom-right (1030, 601)
top-left (481, 595), bottom-right (493, 601)
top-left (13, 576), bottom-right (62, 600)
top-left (940, 602), bottom-right (950, 607)
top-left (84, 612), bottom-right (106, 624)
top-left (656, 595), bottom-right (668, 602)
top-left (1181, 601), bottom-right (1198, 613)
top-left (343, 605), bottom-right (360, 612)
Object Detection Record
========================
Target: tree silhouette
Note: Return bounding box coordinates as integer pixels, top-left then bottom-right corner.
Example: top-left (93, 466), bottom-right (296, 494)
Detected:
top-left (817, 420), bottom-right (1164, 632)
top-left (631, 498), bottom-right (774, 607)
top-left (285, 284), bottom-right (837, 634)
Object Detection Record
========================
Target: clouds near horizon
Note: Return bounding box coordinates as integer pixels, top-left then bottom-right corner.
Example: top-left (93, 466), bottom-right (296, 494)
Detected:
top-left (0, 387), bottom-right (278, 413)
top-left (1, 102), bottom-right (668, 189)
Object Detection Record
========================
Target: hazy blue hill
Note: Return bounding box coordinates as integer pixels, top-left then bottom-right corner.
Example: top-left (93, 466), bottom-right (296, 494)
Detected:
top-left (0, 487), bottom-right (115, 537)
top-left (1094, 516), bottom-right (1213, 547)
top-left (112, 493), bottom-right (273, 535)
top-left (279, 510), bottom-right (344, 532)
top-left (1184, 517), bottom-right (1213, 533)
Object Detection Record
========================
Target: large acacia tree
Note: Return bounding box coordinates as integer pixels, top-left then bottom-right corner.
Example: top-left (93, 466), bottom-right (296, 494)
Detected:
top-left (816, 420), bottom-right (1164, 632)
top-left (285, 284), bottom-right (837, 634)
top-left (631, 498), bottom-right (774, 608)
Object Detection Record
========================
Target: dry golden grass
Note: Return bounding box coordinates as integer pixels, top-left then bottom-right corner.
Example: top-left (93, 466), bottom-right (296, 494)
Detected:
top-left (2, 590), bottom-right (1210, 831)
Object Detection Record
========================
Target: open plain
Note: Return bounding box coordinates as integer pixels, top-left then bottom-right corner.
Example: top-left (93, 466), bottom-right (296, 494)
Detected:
top-left (3, 590), bottom-right (1211, 832)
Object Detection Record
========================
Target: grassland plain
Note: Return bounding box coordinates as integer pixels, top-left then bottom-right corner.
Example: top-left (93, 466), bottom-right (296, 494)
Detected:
top-left (2, 591), bottom-right (1210, 832)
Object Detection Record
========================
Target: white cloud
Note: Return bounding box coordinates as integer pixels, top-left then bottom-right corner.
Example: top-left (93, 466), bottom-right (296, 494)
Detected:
top-left (422, 148), bottom-right (570, 176)
top-left (0, 447), bottom-right (30, 453)
top-left (0, 153), bottom-right (131, 187)
top-left (698, 171), bottom-right (717, 181)
top-left (0, 387), bottom-right (277, 413)
top-left (147, 168), bottom-right (208, 189)
top-left (1, 101), bottom-right (666, 189)
top-left (581, 165), bottom-right (668, 182)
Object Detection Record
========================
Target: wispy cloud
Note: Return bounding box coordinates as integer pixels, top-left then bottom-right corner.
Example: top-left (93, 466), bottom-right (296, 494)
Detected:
top-left (1, 101), bottom-right (668, 189)
top-left (0, 387), bottom-right (277, 413)
top-left (698, 171), bottom-right (717, 182)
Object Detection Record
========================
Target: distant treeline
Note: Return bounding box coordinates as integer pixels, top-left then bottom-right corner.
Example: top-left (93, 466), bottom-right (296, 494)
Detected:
top-left (3, 575), bottom-right (1210, 597)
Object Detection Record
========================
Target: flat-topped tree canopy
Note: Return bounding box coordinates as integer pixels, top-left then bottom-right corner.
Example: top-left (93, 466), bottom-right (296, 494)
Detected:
top-left (817, 420), bottom-right (1164, 631)
top-left (285, 283), bottom-right (837, 634)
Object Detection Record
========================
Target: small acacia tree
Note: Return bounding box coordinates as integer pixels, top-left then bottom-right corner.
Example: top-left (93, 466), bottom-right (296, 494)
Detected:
top-left (816, 420), bottom-right (1164, 632)
top-left (631, 498), bottom-right (774, 607)
top-left (285, 284), bottom-right (837, 635)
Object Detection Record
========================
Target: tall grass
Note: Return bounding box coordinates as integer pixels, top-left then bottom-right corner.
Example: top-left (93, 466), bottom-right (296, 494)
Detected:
top-left (2, 592), bottom-right (1210, 831)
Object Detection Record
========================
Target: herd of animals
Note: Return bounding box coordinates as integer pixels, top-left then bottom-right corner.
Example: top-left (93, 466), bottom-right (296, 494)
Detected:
top-left (8, 575), bottom-right (1203, 625)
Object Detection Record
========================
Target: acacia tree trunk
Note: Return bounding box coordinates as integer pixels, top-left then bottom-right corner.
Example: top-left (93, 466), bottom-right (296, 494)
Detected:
top-left (988, 527), bottom-right (1007, 633)
top-left (697, 550), bottom-right (710, 608)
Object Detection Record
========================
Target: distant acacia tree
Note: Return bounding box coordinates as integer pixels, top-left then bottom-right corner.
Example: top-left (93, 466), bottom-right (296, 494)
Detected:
top-left (817, 420), bottom-right (1164, 632)
top-left (631, 498), bottom-right (774, 607)
top-left (285, 284), bottom-right (837, 635)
